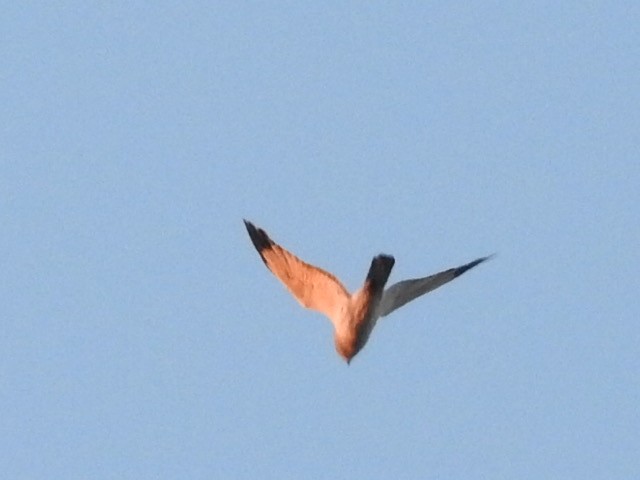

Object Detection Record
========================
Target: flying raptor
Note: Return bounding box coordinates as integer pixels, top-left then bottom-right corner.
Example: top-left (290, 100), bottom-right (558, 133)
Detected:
top-left (244, 220), bottom-right (492, 363)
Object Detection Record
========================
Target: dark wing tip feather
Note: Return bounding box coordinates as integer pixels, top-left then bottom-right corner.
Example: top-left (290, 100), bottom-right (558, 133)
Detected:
top-left (366, 254), bottom-right (395, 288)
top-left (453, 253), bottom-right (495, 278)
top-left (243, 220), bottom-right (274, 264)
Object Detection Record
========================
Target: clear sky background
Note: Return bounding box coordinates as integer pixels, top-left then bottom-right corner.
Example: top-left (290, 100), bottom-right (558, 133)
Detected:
top-left (2, 2), bottom-right (639, 479)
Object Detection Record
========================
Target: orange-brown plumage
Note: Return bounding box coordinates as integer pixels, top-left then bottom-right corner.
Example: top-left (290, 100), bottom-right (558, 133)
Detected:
top-left (244, 220), bottom-right (491, 363)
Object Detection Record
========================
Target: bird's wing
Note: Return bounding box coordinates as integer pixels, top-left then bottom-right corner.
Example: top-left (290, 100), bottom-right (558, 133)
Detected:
top-left (379, 255), bottom-right (493, 317)
top-left (244, 220), bottom-right (350, 323)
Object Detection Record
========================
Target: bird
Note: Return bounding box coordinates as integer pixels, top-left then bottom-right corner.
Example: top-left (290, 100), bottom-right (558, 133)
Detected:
top-left (244, 220), bottom-right (492, 364)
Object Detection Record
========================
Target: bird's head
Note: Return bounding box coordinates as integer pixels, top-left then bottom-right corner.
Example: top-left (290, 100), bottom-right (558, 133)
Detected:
top-left (334, 335), bottom-right (356, 365)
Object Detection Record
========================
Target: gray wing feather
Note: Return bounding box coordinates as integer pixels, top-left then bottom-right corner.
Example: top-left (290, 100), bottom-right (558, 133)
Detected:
top-left (379, 255), bottom-right (493, 317)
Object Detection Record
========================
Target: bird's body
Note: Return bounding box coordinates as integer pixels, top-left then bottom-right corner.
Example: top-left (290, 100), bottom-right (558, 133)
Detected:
top-left (244, 220), bottom-right (491, 363)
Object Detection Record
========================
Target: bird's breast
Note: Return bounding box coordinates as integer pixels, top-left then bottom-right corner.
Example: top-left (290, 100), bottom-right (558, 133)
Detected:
top-left (334, 300), bottom-right (381, 362)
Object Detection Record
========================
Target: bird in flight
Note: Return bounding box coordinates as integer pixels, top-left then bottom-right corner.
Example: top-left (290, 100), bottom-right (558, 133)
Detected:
top-left (244, 220), bottom-right (492, 364)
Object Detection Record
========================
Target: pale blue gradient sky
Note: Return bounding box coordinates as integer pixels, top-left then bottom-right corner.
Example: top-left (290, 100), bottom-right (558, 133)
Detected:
top-left (2, 2), bottom-right (639, 479)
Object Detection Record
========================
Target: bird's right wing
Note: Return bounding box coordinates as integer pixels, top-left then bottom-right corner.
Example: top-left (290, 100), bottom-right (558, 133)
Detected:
top-left (379, 255), bottom-right (493, 317)
top-left (244, 220), bottom-right (350, 323)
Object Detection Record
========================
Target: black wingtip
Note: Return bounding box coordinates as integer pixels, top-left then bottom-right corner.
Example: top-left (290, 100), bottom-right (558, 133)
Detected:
top-left (366, 254), bottom-right (395, 288)
top-left (453, 253), bottom-right (495, 278)
top-left (243, 220), bottom-right (274, 261)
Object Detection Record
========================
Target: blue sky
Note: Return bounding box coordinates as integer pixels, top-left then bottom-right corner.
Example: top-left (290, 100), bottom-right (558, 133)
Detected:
top-left (2, 2), bottom-right (639, 479)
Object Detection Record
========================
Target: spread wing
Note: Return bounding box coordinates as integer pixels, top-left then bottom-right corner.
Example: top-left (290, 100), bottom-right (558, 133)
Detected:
top-left (379, 255), bottom-right (493, 317)
top-left (244, 220), bottom-right (350, 323)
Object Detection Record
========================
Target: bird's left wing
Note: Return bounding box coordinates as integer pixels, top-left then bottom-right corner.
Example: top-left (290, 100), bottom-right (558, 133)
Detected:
top-left (244, 220), bottom-right (350, 324)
